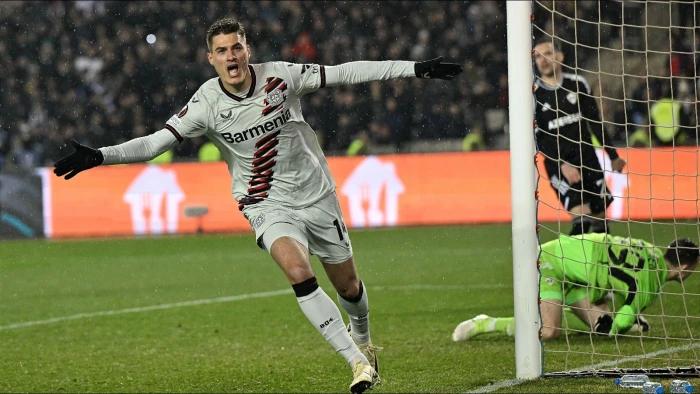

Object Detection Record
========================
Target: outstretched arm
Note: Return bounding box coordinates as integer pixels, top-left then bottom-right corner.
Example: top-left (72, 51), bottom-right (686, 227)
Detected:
top-left (607, 270), bottom-right (641, 335)
top-left (325, 57), bottom-right (463, 87)
top-left (53, 129), bottom-right (178, 180)
top-left (99, 129), bottom-right (179, 164)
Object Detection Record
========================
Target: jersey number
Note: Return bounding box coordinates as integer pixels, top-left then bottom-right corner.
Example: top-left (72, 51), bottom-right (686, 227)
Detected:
top-left (607, 246), bottom-right (645, 271)
top-left (607, 246), bottom-right (641, 306)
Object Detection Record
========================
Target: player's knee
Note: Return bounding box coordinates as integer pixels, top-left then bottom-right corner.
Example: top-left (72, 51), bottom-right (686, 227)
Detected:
top-left (325, 257), bottom-right (361, 299)
top-left (540, 327), bottom-right (560, 340)
top-left (285, 264), bottom-right (315, 284)
top-left (336, 278), bottom-right (361, 300)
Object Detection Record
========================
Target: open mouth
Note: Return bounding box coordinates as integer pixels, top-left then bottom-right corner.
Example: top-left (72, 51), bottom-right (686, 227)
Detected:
top-left (227, 63), bottom-right (240, 78)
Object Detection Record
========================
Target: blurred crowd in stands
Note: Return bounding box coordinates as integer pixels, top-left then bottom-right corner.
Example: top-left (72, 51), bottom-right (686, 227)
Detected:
top-left (0, 1), bottom-right (507, 169)
top-left (1, 1), bottom-right (697, 170)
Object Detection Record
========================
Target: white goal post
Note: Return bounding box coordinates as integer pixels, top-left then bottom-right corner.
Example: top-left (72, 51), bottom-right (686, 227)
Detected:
top-left (507, 0), bottom-right (542, 381)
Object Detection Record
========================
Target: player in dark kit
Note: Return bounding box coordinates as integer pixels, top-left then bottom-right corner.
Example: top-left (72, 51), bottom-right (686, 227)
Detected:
top-left (533, 40), bottom-right (626, 235)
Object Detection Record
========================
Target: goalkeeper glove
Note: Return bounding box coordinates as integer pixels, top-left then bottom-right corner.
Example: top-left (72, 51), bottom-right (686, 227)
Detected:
top-left (628, 315), bottom-right (650, 334)
top-left (415, 57), bottom-right (463, 80)
top-left (593, 314), bottom-right (613, 335)
top-left (53, 140), bottom-right (104, 180)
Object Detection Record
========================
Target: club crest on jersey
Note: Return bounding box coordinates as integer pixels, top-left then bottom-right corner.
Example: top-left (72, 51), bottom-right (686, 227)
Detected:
top-left (267, 90), bottom-right (284, 107)
top-left (566, 91), bottom-right (577, 104)
top-left (263, 77), bottom-right (288, 116)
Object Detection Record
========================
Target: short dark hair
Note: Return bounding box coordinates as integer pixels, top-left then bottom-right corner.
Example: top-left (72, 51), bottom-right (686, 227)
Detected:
top-left (665, 238), bottom-right (699, 266)
top-left (534, 36), bottom-right (562, 53)
top-left (206, 17), bottom-right (246, 51)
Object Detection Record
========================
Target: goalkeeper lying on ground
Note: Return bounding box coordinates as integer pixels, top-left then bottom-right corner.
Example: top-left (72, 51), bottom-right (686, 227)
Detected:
top-left (453, 233), bottom-right (699, 341)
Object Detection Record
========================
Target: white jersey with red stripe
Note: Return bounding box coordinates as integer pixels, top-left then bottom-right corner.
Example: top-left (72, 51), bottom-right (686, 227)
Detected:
top-left (165, 62), bottom-right (334, 210)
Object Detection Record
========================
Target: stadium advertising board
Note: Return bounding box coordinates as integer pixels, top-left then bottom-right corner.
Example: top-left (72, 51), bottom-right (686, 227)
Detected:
top-left (0, 171), bottom-right (44, 239)
top-left (41, 149), bottom-right (699, 238)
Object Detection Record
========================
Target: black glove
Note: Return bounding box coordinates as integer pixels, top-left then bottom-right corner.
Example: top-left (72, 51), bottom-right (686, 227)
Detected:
top-left (593, 314), bottom-right (613, 335)
top-left (415, 57), bottom-right (463, 80)
top-left (635, 315), bottom-right (650, 333)
top-left (53, 140), bottom-right (104, 180)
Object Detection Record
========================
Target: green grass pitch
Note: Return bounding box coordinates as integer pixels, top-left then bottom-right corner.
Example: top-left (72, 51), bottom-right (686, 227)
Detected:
top-left (1, 223), bottom-right (698, 392)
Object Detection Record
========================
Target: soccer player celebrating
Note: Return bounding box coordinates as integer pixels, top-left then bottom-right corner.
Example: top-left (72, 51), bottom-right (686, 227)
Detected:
top-left (533, 39), bottom-right (626, 235)
top-left (452, 234), bottom-right (699, 341)
top-left (53, 18), bottom-right (462, 393)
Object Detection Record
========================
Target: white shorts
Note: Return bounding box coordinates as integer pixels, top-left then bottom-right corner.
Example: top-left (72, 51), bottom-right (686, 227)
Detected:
top-left (242, 192), bottom-right (353, 264)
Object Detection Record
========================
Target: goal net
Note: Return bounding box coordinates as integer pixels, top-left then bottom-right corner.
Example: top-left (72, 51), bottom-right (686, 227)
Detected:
top-left (530, 0), bottom-right (700, 378)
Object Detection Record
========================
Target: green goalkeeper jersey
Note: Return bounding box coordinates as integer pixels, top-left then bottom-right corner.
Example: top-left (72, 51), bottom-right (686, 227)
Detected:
top-left (539, 233), bottom-right (668, 334)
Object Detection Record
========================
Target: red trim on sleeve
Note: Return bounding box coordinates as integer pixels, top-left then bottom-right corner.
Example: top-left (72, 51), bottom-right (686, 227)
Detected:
top-left (164, 124), bottom-right (183, 143)
top-left (320, 65), bottom-right (326, 88)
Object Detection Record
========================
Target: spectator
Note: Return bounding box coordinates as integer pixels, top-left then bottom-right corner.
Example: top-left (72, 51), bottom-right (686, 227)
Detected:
top-left (650, 82), bottom-right (693, 147)
top-left (347, 131), bottom-right (370, 156)
top-left (291, 32), bottom-right (317, 63)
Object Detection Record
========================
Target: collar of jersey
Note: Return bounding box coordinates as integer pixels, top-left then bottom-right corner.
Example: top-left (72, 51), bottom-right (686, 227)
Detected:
top-left (536, 76), bottom-right (563, 91)
top-left (218, 65), bottom-right (256, 101)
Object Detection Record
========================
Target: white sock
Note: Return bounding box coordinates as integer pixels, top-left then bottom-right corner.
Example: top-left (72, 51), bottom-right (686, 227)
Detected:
top-left (337, 281), bottom-right (371, 345)
top-left (297, 286), bottom-right (368, 366)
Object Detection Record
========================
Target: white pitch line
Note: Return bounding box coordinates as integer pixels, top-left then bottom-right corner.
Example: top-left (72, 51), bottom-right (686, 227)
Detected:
top-left (577, 341), bottom-right (700, 371)
top-left (468, 378), bottom-right (526, 394)
top-left (467, 342), bottom-right (700, 393)
top-left (0, 283), bottom-right (500, 332)
top-left (0, 289), bottom-right (292, 331)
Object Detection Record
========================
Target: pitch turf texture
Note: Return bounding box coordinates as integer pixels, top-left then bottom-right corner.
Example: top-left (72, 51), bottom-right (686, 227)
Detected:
top-left (2, 223), bottom-right (698, 392)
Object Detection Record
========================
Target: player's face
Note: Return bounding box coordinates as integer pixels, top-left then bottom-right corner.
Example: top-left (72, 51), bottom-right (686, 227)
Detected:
top-left (208, 33), bottom-right (251, 91)
top-left (533, 42), bottom-right (562, 78)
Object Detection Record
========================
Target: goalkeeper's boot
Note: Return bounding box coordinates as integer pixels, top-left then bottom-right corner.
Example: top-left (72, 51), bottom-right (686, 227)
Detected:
top-left (347, 324), bottom-right (382, 374)
top-left (349, 362), bottom-right (379, 394)
top-left (452, 314), bottom-right (492, 342)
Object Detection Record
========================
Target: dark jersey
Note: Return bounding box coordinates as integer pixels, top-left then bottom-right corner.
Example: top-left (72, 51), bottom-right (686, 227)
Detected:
top-left (534, 73), bottom-right (619, 174)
